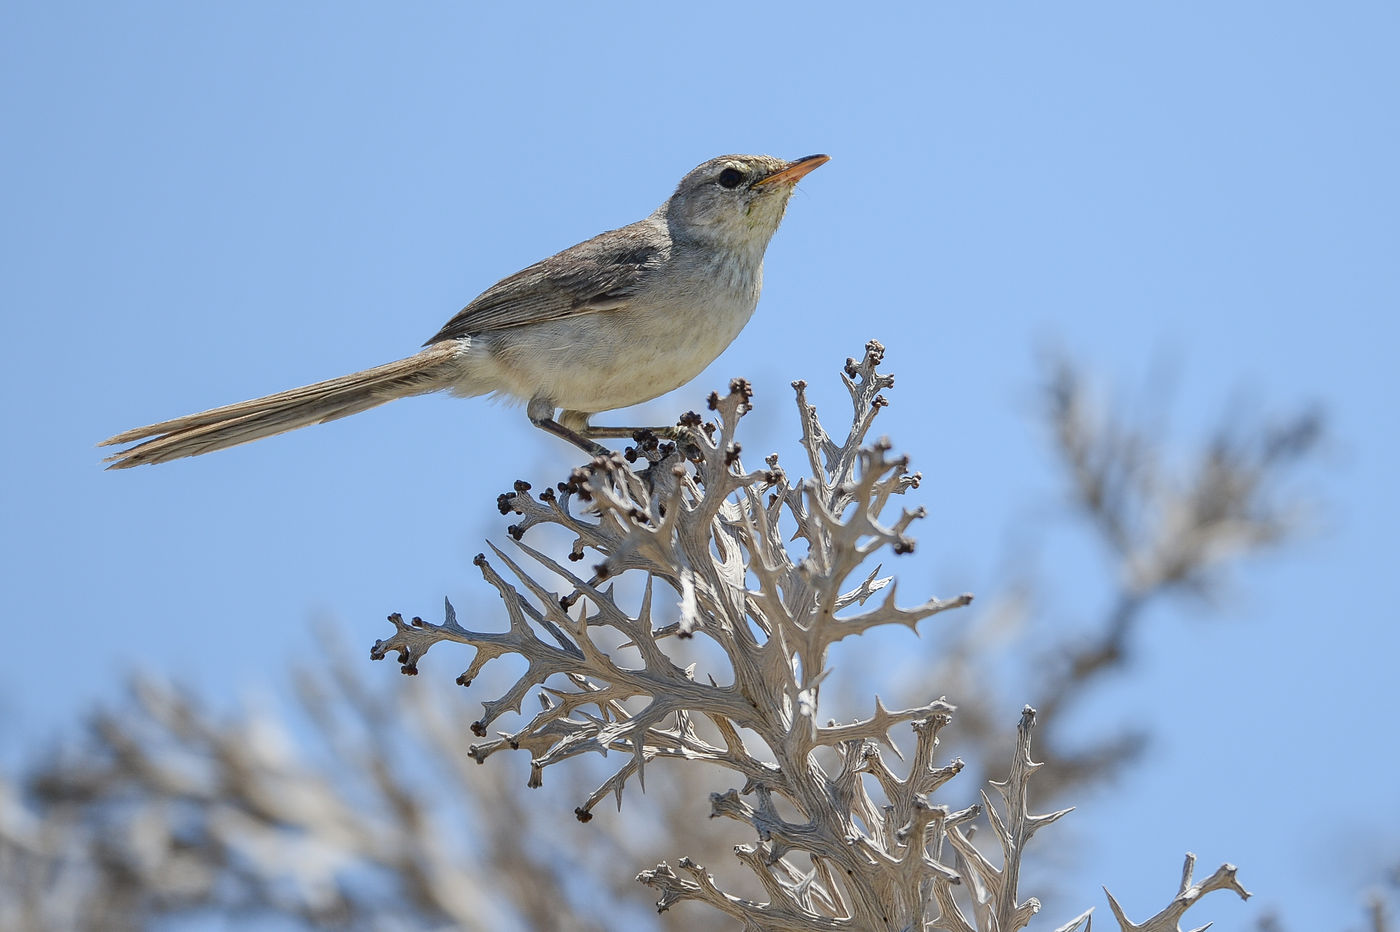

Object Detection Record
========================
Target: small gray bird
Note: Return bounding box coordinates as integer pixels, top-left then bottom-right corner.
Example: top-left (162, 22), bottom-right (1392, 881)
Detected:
top-left (101, 153), bottom-right (828, 468)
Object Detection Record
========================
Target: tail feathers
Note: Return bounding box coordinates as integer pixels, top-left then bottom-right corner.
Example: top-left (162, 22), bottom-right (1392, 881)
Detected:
top-left (101, 344), bottom-right (458, 468)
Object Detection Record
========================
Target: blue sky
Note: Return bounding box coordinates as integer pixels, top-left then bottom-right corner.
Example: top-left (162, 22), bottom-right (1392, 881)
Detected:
top-left (3, 2), bottom-right (1397, 928)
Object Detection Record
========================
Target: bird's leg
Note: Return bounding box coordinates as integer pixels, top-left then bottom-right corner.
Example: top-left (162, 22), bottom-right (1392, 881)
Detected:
top-left (532, 417), bottom-right (612, 457)
top-left (529, 401), bottom-right (611, 458)
top-left (565, 411), bottom-right (706, 464)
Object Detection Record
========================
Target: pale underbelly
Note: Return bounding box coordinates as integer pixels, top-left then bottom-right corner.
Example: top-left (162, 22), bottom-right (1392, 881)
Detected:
top-left (448, 299), bottom-right (757, 414)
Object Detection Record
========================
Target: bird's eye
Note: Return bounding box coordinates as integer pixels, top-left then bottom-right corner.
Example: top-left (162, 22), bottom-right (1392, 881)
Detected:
top-left (717, 167), bottom-right (744, 189)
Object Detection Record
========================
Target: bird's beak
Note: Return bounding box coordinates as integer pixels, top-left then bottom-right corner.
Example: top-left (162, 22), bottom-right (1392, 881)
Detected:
top-left (755, 154), bottom-right (830, 187)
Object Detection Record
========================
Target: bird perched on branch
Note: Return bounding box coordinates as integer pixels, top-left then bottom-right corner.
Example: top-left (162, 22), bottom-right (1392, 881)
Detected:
top-left (101, 153), bottom-right (828, 468)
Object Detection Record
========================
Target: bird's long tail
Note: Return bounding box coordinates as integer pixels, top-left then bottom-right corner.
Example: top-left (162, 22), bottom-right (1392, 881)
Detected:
top-left (100, 342), bottom-right (460, 469)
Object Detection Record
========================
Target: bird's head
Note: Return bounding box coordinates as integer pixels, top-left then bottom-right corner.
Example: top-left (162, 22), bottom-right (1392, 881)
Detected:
top-left (661, 153), bottom-right (829, 251)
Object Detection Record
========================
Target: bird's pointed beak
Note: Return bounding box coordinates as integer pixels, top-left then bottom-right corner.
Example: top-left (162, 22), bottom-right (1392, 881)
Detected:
top-left (755, 154), bottom-right (830, 187)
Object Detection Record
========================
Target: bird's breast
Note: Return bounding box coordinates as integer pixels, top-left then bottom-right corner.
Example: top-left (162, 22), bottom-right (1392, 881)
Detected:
top-left (464, 256), bottom-right (765, 415)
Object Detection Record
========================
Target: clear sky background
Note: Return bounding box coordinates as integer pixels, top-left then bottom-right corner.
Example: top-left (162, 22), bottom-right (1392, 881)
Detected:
top-left (3, 2), bottom-right (1397, 929)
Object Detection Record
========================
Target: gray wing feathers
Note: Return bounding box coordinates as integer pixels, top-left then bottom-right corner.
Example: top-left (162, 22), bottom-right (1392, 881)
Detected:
top-left (425, 220), bottom-right (666, 344)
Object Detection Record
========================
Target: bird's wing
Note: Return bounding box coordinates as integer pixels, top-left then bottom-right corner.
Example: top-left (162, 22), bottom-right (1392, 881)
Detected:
top-left (425, 220), bottom-right (667, 344)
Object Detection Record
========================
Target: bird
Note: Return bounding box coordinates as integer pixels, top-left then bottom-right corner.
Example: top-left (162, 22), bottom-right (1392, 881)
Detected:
top-left (100, 153), bottom-right (829, 469)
